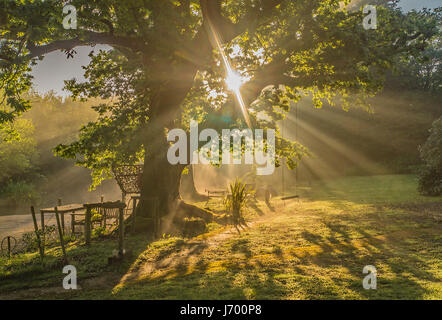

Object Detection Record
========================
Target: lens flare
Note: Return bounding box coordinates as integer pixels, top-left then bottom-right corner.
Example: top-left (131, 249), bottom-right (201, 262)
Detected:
top-left (205, 14), bottom-right (252, 129)
top-left (225, 70), bottom-right (244, 92)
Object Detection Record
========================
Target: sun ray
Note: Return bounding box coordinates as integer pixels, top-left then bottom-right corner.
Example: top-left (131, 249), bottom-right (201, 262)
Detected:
top-left (205, 16), bottom-right (252, 129)
top-left (285, 113), bottom-right (388, 176)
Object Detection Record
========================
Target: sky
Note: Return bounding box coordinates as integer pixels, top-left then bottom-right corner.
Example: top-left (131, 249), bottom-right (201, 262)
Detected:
top-left (31, 0), bottom-right (441, 96)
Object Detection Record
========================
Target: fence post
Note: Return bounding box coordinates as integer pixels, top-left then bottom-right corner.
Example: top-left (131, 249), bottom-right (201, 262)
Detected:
top-left (71, 214), bottom-right (75, 235)
top-left (30, 206), bottom-right (44, 261)
top-left (100, 196), bottom-right (105, 227)
top-left (57, 199), bottom-right (65, 233)
top-left (85, 206), bottom-right (91, 245)
top-left (132, 197), bottom-right (137, 234)
top-left (40, 210), bottom-right (45, 249)
top-left (118, 205), bottom-right (124, 257)
top-left (7, 236), bottom-right (11, 259)
top-left (54, 207), bottom-right (68, 263)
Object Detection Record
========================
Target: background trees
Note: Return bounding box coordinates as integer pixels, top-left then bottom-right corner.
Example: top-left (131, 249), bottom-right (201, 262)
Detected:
top-left (0, 118), bottom-right (39, 207)
top-left (387, 35), bottom-right (441, 93)
top-left (418, 116), bottom-right (442, 196)
top-left (0, 93), bottom-right (109, 212)
top-left (1, 1), bottom-right (440, 225)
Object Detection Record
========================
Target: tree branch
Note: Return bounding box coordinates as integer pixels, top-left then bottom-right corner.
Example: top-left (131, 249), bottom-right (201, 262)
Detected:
top-left (24, 31), bottom-right (144, 60)
top-left (200, 0), bottom-right (236, 42)
top-left (0, 54), bottom-right (12, 62)
top-left (241, 58), bottom-right (294, 104)
top-left (201, 0), bottom-right (284, 42)
top-left (185, 0), bottom-right (284, 67)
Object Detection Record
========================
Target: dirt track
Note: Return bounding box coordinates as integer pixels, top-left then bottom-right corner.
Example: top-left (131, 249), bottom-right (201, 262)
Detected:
top-left (0, 213), bottom-right (60, 242)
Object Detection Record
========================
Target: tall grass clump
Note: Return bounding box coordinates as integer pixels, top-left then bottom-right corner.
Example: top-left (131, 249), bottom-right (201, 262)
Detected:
top-left (224, 178), bottom-right (249, 232)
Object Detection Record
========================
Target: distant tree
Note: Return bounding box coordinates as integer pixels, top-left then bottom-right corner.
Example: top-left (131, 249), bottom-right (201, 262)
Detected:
top-left (418, 116), bottom-right (442, 196)
top-left (0, 1), bottom-right (439, 227)
top-left (0, 118), bottom-right (39, 188)
top-left (348, 0), bottom-right (395, 10)
top-left (23, 91), bottom-right (98, 148)
top-left (387, 35), bottom-right (442, 93)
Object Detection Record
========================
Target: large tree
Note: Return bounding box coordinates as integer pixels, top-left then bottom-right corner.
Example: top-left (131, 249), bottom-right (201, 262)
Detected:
top-left (0, 1), bottom-right (439, 227)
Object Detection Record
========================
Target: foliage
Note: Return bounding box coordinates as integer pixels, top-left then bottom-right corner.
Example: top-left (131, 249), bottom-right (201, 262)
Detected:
top-left (418, 117), bottom-right (442, 196)
top-left (224, 178), bottom-right (249, 226)
top-left (22, 91), bottom-right (98, 147)
top-left (1, 0), bottom-right (439, 192)
top-left (19, 231), bottom-right (39, 253)
top-left (388, 35), bottom-right (442, 93)
top-left (91, 209), bottom-right (103, 222)
top-left (91, 226), bottom-right (107, 238)
top-left (0, 119), bottom-right (39, 185)
top-left (20, 225), bottom-right (56, 252)
top-left (1, 181), bottom-right (40, 206)
top-left (0, 93), bottom-right (99, 209)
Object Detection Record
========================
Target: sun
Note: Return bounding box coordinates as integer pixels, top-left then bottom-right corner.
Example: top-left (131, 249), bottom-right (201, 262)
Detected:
top-left (225, 70), bottom-right (245, 92)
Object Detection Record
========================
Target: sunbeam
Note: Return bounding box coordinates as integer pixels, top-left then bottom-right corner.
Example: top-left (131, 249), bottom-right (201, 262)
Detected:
top-left (205, 14), bottom-right (252, 129)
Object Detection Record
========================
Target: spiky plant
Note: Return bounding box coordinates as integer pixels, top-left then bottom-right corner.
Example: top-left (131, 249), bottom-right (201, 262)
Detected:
top-left (224, 178), bottom-right (248, 230)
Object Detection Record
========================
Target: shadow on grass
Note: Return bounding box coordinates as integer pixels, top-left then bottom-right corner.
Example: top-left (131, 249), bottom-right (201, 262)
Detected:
top-left (3, 184), bottom-right (440, 300)
top-left (294, 209), bottom-right (440, 299)
top-left (247, 201), bottom-right (265, 216)
top-left (110, 200), bottom-right (440, 300)
top-left (0, 233), bottom-right (153, 297)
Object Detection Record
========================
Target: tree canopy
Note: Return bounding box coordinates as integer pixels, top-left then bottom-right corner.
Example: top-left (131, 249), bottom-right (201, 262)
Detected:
top-left (1, 0), bottom-right (440, 218)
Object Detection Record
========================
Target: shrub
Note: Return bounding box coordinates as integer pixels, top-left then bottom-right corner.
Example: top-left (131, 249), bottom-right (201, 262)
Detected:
top-left (224, 178), bottom-right (248, 228)
top-left (91, 209), bottom-right (103, 222)
top-left (92, 226), bottom-right (106, 238)
top-left (20, 225), bottom-right (56, 252)
top-left (2, 181), bottom-right (41, 207)
top-left (20, 231), bottom-right (40, 252)
top-left (418, 117), bottom-right (442, 196)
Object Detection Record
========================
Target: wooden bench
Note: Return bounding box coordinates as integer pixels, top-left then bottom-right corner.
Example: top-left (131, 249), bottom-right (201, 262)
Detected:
top-left (70, 205), bottom-right (121, 234)
top-left (206, 184), bottom-right (257, 205)
top-left (83, 202), bottom-right (126, 247)
top-left (40, 204), bottom-right (84, 235)
top-left (70, 213), bottom-right (86, 235)
top-left (205, 189), bottom-right (227, 205)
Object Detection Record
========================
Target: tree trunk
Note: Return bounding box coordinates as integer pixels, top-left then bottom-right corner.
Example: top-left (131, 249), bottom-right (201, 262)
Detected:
top-left (137, 129), bottom-right (182, 217)
top-left (136, 125), bottom-right (214, 234)
top-left (180, 165), bottom-right (207, 201)
top-left (135, 52), bottom-right (214, 233)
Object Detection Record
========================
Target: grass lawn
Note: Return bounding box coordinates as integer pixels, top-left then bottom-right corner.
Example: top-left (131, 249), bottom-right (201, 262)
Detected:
top-left (0, 174), bottom-right (441, 300)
